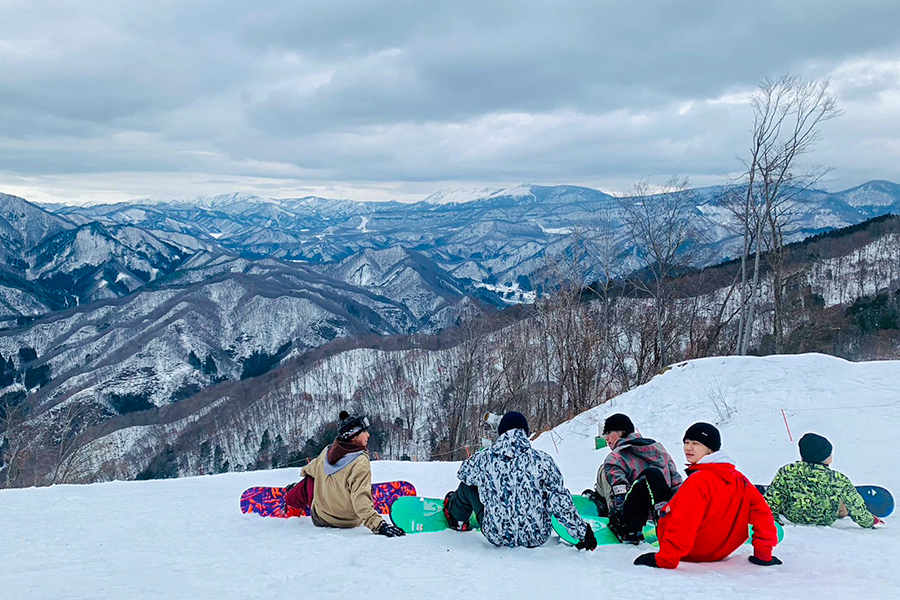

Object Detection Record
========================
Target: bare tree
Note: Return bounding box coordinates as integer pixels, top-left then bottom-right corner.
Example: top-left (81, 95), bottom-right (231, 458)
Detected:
top-left (617, 177), bottom-right (705, 371)
top-left (734, 75), bottom-right (841, 354)
top-left (0, 397), bottom-right (30, 488)
top-left (437, 320), bottom-right (500, 459)
top-left (536, 283), bottom-right (609, 421)
top-left (46, 401), bottom-right (108, 485)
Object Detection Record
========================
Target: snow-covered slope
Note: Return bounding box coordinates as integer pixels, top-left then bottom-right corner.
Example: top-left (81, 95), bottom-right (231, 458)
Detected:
top-left (2, 354), bottom-right (897, 599)
top-left (532, 353), bottom-right (900, 496)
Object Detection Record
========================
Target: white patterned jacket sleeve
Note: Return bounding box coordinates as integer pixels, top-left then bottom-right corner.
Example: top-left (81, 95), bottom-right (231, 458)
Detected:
top-left (540, 452), bottom-right (589, 543)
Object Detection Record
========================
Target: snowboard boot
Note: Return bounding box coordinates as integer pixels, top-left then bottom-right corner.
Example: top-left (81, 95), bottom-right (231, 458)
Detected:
top-left (616, 529), bottom-right (645, 545)
top-left (609, 513), bottom-right (644, 545)
top-left (443, 491), bottom-right (472, 531)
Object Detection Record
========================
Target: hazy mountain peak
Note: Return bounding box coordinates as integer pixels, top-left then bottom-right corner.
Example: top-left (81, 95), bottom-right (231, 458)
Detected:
top-left (0, 191), bottom-right (76, 248)
top-left (421, 187), bottom-right (507, 205)
top-left (492, 184), bottom-right (536, 198)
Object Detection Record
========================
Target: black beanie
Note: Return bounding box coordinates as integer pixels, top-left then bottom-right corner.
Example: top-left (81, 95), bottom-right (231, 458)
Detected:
top-left (337, 411), bottom-right (370, 440)
top-left (498, 411), bottom-right (530, 436)
top-left (799, 433), bottom-right (833, 464)
top-left (683, 422), bottom-right (721, 452)
top-left (603, 413), bottom-right (635, 436)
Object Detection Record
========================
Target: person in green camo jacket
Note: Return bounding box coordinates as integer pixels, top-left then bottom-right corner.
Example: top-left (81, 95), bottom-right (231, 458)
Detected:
top-left (765, 433), bottom-right (884, 528)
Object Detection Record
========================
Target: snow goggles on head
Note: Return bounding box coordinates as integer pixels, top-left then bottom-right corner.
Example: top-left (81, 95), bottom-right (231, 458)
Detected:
top-left (339, 415), bottom-right (371, 439)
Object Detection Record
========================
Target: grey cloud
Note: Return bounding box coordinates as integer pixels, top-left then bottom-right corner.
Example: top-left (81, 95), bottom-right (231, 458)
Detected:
top-left (1, 1), bottom-right (900, 201)
top-left (242, 1), bottom-right (900, 136)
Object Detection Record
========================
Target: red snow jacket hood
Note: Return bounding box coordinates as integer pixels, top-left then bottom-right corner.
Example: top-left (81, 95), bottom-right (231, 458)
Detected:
top-left (655, 453), bottom-right (778, 569)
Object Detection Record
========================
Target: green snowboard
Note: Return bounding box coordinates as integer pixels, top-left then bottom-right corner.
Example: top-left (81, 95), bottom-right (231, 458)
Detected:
top-left (390, 496), bottom-right (479, 534)
top-left (552, 495), bottom-right (658, 545)
top-left (553, 494), bottom-right (785, 546)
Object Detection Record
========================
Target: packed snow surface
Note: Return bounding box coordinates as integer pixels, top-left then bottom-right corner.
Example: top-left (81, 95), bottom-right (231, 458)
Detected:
top-left (2, 354), bottom-right (898, 599)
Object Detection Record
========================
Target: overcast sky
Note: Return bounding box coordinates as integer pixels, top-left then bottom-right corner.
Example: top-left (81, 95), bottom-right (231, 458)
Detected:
top-left (2, 1), bottom-right (899, 204)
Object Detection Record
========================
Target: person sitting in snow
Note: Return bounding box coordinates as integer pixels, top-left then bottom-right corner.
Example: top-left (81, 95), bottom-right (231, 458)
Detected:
top-left (634, 422), bottom-right (780, 569)
top-left (283, 411), bottom-right (405, 538)
top-left (585, 413), bottom-right (683, 544)
top-left (441, 411), bottom-right (597, 550)
top-left (765, 432), bottom-right (883, 529)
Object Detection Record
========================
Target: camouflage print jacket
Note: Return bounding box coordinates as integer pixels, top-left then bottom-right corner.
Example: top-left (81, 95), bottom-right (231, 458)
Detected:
top-left (764, 461), bottom-right (875, 528)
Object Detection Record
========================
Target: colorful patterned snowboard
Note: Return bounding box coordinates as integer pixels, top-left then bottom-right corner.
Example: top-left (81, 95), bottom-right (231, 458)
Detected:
top-left (552, 494), bottom-right (784, 546)
top-left (755, 484), bottom-right (893, 518)
top-left (241, 480), bottom-right (416, 518)
top-left (389, 496), bottom-right (479, 533)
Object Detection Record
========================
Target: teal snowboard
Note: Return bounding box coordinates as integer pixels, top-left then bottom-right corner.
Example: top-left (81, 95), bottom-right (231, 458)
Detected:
top-left (552, 495), bottom-right (657, 545)
top-left (552, 494), bottom-right (785, 546)
top-left (390, 496), bottom-right (479, 534)
top-left (391, 494), bottom-right (654, 544)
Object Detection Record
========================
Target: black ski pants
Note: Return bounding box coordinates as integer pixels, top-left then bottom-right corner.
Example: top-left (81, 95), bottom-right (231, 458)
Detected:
top-left (618, 467), bottom-right (676, 534)
top-left (447, 481), bottom-right (485, 526)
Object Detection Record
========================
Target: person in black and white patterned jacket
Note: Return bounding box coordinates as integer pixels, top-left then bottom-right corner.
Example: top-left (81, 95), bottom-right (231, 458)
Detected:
top-left (442, 411), bottom-right (596, 550)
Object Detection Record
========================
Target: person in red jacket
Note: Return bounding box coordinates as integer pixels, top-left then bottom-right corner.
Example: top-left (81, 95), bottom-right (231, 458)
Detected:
top-left (634, 422), bottom-right (781, 569)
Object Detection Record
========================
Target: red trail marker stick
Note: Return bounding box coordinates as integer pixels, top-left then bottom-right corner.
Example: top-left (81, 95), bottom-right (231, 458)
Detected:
top-left (781, 409), bottom-right (793, 442)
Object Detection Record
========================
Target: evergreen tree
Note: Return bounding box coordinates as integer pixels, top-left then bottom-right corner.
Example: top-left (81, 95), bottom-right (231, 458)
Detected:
top-left (199, 440), bottom-right (212, 473)
top-left (271, 434), bottom-right (288, 468)
top-left (136, 445), bottom-right (179, 480)
top-left (24, 363), bottom-right (51, 390)
top-left (214, 444), bottom-right (228, 474)
top-left (254, 430), bottom-right (272, 469)
top-left (18, 347), bottom-right (37, 363)
top-left (202, 355), bottom-right (218, 376)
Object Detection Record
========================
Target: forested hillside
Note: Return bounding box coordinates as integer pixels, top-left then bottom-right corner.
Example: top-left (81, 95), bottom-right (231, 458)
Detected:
top-left (5, 213), bottom-right (898, 486)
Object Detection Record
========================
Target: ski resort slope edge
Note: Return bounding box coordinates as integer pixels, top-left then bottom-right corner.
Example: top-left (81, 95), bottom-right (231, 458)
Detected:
top-left (1, 353), bottom-right (898, 599)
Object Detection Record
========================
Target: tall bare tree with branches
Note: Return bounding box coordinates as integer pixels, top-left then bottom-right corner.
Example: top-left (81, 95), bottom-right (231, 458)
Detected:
top-left (618, 177), bottom-right (705, 372)
top-left (0, 397), bottom-right (29, 488)
top-left (735, 75), bottom-right (841, 354)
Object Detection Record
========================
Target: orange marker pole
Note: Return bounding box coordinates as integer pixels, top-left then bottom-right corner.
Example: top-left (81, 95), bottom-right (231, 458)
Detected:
top-left (781, 409), bottom-right (793, 442)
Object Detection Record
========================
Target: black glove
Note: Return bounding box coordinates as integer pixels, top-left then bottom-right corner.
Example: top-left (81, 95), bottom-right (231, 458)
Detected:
top-left (633, 553), bottom-right (659, 568)
top-left (748, 555), bottom-right (782, 566)
top-left (377, 522), bottom-right (406, 538)
top-left (575, 524), bottom-right (597, 551)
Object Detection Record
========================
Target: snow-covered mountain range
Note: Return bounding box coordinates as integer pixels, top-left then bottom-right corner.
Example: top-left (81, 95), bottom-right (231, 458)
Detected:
top-left (41, 181), bottom-right (900, 291)
top-left (2, 181), bottom-right (900, 489)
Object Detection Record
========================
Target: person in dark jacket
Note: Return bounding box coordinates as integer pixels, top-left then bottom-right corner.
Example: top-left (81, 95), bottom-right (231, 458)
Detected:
top-left (765, 432), bottom-right (883, 528)
top-left (283, 411), bottom-right (405, 538)
top-left (588, 413), bottom-right (683, 543)
top-left (634, 422), bottom-right (780, 569)
top-left (442, 411), bottom-right (596, 550)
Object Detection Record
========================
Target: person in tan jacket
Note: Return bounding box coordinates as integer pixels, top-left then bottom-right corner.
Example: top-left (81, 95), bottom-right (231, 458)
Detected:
top-left (286, 411), bottom-right (405, 537)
